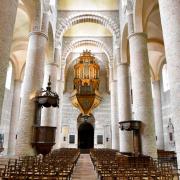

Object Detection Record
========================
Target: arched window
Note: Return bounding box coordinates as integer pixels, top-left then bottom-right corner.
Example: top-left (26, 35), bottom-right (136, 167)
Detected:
top-left (162, 64), bottom-right (170, 92)
top-left (5, 63), bottom-right (12, 90)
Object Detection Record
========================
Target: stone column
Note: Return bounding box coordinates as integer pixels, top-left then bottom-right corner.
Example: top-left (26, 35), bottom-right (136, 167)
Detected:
top-left (8, 80), bottom-right (22, 155)
top-left (41, 62), bottom-right (58, 126)
top-left (54, 66), bottom-right (64, 149)
top-left (54, 79), bottom-right (64, 149)
top-left (111, 79), bottom-right (120, 150)
top-left (15, 31), bottom-right (47, 155)
top-left (0, 0), bottom-right (18, 121)
top-left (41, 46), bottom-right (61, 127)
top-left (117, 63), bottom-right (133, 152)
top-left (158, 0), bottom-right (180, 167)
top-left (15, 2), bottom-right (49, 155)
top-left (152, 80), bottom-right (164, 150)
top-left (128, 32), bottom-right (157, 157)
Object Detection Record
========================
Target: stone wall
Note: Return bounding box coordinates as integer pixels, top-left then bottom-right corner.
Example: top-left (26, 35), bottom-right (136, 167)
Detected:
top-left (93, 93), bottom-right (111, 149)
top-left (60, 58), bottom-right (111, 149)
top-left (60, 92), bottom-right (111, 149)
top-left (61, 93), bottom-right (79, 148)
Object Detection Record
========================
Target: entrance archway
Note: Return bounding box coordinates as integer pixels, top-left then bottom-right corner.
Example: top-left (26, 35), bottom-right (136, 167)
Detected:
top-left (78, 121), bottom-right (94, 149)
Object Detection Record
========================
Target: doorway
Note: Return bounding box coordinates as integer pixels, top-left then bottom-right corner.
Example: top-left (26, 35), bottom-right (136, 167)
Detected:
top-left (78, 121), bottom-right (94, 149)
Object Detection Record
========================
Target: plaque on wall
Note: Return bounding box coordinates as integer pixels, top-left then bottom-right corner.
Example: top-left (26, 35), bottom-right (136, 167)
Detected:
top-left (69, 135), bottom-right (75, 144)
top-left (97, 135), bottom-right (103, 144)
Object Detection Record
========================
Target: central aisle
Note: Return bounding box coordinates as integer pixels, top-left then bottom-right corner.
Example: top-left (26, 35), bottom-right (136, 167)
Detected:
top-left (72, 154), bottom-right (97, 180)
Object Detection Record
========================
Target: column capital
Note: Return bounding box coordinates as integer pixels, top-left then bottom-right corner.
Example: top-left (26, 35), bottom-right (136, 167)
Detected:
top-left (29, 31), bottom-right (48, 40)
top-left (128, 32), bottom-right (147, 40)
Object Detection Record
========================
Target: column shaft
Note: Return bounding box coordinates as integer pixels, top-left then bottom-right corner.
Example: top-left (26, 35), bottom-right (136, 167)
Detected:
top-left (129, 32), bottom-right (157, 157)
top-left (117, 63), bottom-right (133, 152)
top-left (158, 0), bottom-right (180, 167)
top-left (8, 80), bottom-right (21, 155)
top-left (0, 0), bottom-right (18, 121)
top-left (152, 80), bottom-right (164, 150)
top-left (54, 79), bottom-right (64, 149)
top-left (15, 32), bottom-right (47, 155)
top-left (41, 63), bottom-right (58, 126)
top-left (111, 80), bottom-right (119, 150)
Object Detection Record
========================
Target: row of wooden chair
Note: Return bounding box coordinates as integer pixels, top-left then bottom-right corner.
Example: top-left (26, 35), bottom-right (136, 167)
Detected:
top-left (157, 150), bottom-right (176, 159)
top-left (157, 150), bottom-right (177, 168)
top-left (90, 149), bottom-right (178, 180)
top-left (0, 148), bottom-right (80, 180)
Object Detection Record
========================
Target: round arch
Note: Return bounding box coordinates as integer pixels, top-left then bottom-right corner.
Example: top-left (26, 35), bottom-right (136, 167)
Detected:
top-left (77, 113), bottom-right (95, 128)
top-left (56, 13), bottom-right (120, 42)
top-left (62, 39), bottom-right (112, 64)
top-left (77, 114), bottom-right (95, 150)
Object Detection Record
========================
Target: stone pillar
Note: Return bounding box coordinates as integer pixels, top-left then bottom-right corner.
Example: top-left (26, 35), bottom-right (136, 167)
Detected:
top-left (111, 79), bottom-right (120, 150)
top-left (41, 46), bottom-right (61, 128)
top-left (128, 32), bottom-right (157, 157)
top-left (117, 63), bottom-right (133, 152)
top-left (15, 31), bottom-right (47, 155)
top-left (15, 2), bottom-right (49, 155)
top-left (158, 0), bottom-right (180, 167)
top-left (0, 0), bottom-right (18, 121)
top-left (54, 79), bottom-right (64, 149)
top-left (41, 62), bottom-right (58, 126)
top-left (8, 80), bottom-right (22, 155)
top-left (152, 80), bottom-right (164, 150)
top-left (54, 64), bottom-right (64, 149)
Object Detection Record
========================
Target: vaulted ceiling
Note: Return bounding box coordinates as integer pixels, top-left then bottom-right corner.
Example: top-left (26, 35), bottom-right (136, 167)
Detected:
top-left (10, 0), bottom-right (164, 81)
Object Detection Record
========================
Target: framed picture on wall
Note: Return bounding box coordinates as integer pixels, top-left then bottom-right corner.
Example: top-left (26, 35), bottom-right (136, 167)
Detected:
top-left (69, 135), bottom-right (75, 144)
top-left (97, 135), bottom-right (103, 144)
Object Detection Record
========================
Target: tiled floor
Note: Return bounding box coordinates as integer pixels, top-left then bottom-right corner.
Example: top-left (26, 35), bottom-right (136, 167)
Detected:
top-left (72, 154), bottom-right (97, 180)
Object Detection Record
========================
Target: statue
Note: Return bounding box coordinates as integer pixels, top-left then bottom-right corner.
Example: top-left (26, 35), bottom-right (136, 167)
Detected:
top-left (167, 118), bottom-right (175, 147)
